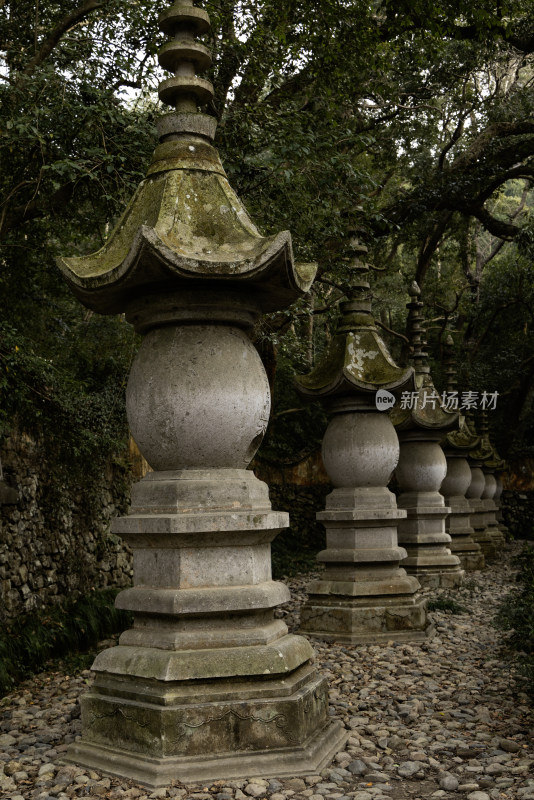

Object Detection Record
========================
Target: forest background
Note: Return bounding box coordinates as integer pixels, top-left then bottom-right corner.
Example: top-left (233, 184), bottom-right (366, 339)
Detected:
top-left (2, 0), bottom-right (534, 497)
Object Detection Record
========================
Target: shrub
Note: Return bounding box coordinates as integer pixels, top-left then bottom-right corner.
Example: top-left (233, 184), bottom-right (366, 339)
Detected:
top-left (0, 589), bottom-right (132, 697)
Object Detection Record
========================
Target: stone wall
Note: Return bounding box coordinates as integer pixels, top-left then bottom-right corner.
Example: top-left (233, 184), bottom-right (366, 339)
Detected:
top-left (0, 430), bottom-right (133, 623)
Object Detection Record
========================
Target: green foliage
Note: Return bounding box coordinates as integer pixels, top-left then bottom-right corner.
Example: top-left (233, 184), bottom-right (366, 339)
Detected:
top-left (495, 544), bottom-right (534, 696)
top-left (427, 596), bottom-right (470, 614)
top-left (2, 0), bottom-right (534, 477)
top-left (0, 0), bottom-right (156, 481)
top-left (269, 484), bottom-right (329, 579)
top-left (0, 589), bottom-right (133, 698)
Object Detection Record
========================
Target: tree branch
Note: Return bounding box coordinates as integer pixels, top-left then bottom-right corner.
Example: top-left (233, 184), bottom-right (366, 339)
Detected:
top-left (467, 204), bottom-right (521, 240)
top-left (438, 116), bottom-right (465, 170)
top-left (23, 0), bottom-right (105, 76)
top-left (415, 211), bottom-right (454, 286)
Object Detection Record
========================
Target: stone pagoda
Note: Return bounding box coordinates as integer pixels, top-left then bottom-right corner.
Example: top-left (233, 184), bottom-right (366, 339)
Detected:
top-left (466, 414), bottom-right (497, 560)
top-left (57, 0), bottom-right (346, 785)
top-left (391, 284), bottom-right (463, 588)
top-left (295, 235), bottom-right (432, 644)
top-left (479, 413), bottom-right (506, 549)
top-left (439, 335), bottom-right (485, 571)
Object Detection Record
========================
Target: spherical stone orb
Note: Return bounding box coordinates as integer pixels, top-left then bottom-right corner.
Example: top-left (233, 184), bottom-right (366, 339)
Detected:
top-left (396, 440), bottom-right (447, 493)
top-left (322, 411), bottom-right (400, 488)
top-left (127, 325), bottom-right (271, 471)
top-left (441, 457), bottom-right (472, 498)
top-left (466, 466), bottom-right (485, 499)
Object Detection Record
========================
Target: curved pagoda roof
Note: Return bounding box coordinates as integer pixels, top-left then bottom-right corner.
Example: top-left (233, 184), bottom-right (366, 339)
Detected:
top-left (57, 1), bottom-right (315, 315)
top-left (296, 237), bottom-right (413, 400)
top-left (391, 283), bottom-right (458, 434)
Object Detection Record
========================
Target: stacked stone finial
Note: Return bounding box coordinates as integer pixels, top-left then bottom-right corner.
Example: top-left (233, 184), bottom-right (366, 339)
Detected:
top-left (295, 232), bottom-right (432, 644)
top-left (444, 334), bottom-right (457, 392)
top-left (56, 0), bottom-right (347, 785)
top-left (406, 281), bottom-right (429, 374)
top-left (391, 284), bottom-right (463, 588)
top-left (439, 335), bottom-right (485, 571)
top-left (158, 1), bottom-right (213, 109)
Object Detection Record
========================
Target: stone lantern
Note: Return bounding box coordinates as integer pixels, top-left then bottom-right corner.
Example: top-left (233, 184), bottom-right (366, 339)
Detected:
top-left (466, 419), bottom-right (497, 560)
top-left (57, 1), bottom-right (346, 785)
top-left (390, 285), bottom-right (463, 588)
top-left (439, 336), bottom-right (485, 571)
top-left (295, 236), bottom-right (432, 644)
top-left (479, 414), bottom-right (506, 549)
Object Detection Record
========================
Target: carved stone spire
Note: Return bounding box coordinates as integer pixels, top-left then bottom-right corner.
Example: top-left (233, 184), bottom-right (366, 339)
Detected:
top-left (57, 2), bottom-right (314, 317)
top-left (391, 284), bottom-right (457, 433)
top-left (444, 333), bottom-right (457, 393)
top-left (406, 281), bottom-right (429, 376)
top-left (294, 235), bottom-right (431, 645)
top-left (158, 1), bottom-right (213, 109)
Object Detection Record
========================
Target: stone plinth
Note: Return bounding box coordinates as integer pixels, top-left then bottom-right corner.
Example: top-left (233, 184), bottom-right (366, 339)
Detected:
top-left (440, 455), bottom-right (484, 571)
top-left (297, 375), bottom-right (432, 642)
top-left (467, 466), bottom-right (497, 560)
top-left (69, 469), bottom-right (344, 784)
top-left (395, 434), bottom-right (464, 587)
top-left (64, 298), bottom-right (346, 784)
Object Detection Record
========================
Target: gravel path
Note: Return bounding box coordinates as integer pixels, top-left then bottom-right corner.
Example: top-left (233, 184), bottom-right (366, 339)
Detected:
top-left (1, 543), bottom-right (533, 800)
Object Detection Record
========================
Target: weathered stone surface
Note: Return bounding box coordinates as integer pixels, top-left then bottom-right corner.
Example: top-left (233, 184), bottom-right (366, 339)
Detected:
top-left (126, 325), bottom-right (271, 472)
top-left (54, 0), bottom-right (350, 784)
top-left (391, 286), bottom-right (463, 588)
top-left (467, 467), bottom-right (497, 560)
top-left (440, 455), bottom-right (485, 571)
top-left (396, 433), bottom-right (463, 588)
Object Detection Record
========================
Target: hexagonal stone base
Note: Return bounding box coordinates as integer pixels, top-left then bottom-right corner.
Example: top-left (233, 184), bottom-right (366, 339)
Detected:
top-left (66, 719), bottom-right (347, 786)
top-left (300, 594), bottom-right (434, 644)
top-left (64, 665), bottom-right (347, 786)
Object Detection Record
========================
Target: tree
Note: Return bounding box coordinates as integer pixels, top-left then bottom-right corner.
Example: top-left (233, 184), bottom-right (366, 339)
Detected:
top-left (2, 0), bottom-right (534, 465)
top-left (0, 0), bottom-right (161, 465)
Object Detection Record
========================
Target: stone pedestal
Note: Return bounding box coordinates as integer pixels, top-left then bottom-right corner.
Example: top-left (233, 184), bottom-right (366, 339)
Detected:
top-left (467, 466), bottom-right (497, 560)
top-left (66, 313), bottom-right (346, 785)
top-left (395, 434), bottom-right (463, 588)
top-left (440, 455), bottom-right (484, 571)
top-left (481, 471), bottom-right (505, 549)
top-left (300, 400), bottom-right (432, 644)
